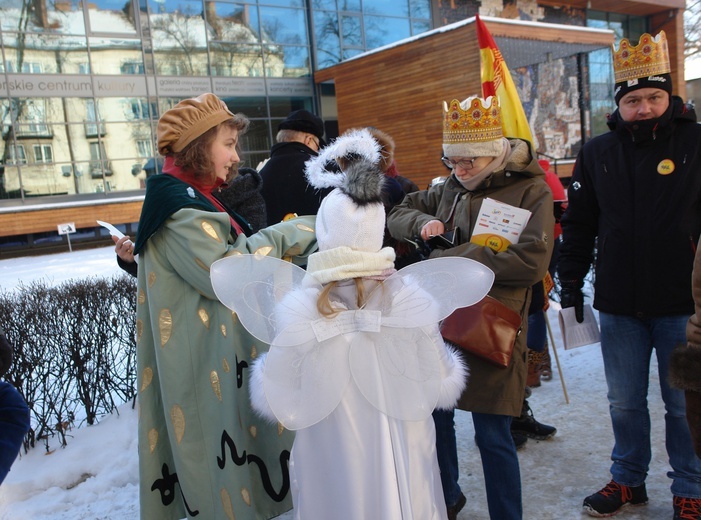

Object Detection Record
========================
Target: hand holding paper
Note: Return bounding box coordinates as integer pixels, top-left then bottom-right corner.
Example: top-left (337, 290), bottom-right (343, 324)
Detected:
top-left (558, 305), bottom-right (601, 350)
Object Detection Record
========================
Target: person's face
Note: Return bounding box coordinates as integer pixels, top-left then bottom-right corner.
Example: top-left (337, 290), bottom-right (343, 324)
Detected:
top-left (618, 88), bottom-right (669, 122)
top-left (304, 133), bottom-right (320, 152)
top-left (210, 126), bottom-right (240, 182)
top-left (443, 156), bottom-right (493, 182)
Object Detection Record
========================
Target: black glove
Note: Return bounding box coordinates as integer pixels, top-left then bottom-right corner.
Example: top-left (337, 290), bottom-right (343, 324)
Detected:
top-left (560, 281), bottom-right (584, 323)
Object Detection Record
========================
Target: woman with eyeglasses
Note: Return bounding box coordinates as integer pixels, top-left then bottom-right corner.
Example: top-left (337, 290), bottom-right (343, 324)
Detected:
top-left (387, 95), bottom-right (554, 520)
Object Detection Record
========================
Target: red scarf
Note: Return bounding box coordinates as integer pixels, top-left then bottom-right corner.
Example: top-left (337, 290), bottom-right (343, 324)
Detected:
top-left (162, 156), bottom-right (244, 235)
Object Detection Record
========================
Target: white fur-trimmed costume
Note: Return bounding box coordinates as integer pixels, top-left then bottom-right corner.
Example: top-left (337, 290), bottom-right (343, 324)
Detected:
top-left (211, 129), bottom-right (495, 520)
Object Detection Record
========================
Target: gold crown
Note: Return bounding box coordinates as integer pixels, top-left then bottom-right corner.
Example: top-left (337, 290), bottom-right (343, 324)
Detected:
top-left (443, 96), bottom-right (503, 144)
top-left (613, 31), bottom-right (670, 84)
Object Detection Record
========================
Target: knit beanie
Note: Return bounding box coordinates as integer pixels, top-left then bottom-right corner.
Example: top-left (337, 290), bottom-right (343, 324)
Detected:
top-left (613, 31), bottom-right (672, 105)
top-left (157, 93), bottom-right (235, 155)
top-left (278, 109), bottom-right (325, 141)
top-left (304, 128), bottom-right (396, 284)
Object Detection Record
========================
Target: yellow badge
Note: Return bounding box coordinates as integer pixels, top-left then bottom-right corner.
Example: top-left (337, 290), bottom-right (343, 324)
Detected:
top-left (657, 159), bottom-right (674, 175)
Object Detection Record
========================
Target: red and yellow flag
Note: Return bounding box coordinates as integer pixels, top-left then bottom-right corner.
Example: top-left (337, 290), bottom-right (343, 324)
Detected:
top-left (476, 14), bottom-right (534, 145)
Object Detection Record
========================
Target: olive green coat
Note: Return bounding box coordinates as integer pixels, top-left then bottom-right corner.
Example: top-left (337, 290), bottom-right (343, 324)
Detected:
top-left (136, 207), bottom-right (317, 520)
top-left (387, 139), bottom-right (554, 417)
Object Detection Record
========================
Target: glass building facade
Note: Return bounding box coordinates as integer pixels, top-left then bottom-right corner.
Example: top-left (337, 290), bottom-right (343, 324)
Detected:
top-left (0, 0), bottom-right (658, 254)
top-left (0, 0), bottom-right (431, 205)
top-left (586, 10), bottom-right (648, 136)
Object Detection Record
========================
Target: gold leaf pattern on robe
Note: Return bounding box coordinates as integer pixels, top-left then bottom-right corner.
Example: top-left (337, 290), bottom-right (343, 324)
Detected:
top-left (170, 405), bottom-right (185, 444)
top-left (284, 246), bottom-right (302, 257)
top-left (278, 423), bottom-right (285, 436)
top-left (231, 312), bottom-right (238, 325)
top-left (198, 308), bottom-right (210, 329)
top-left (220, 324), bottom-right (227, 337)
top-left (136, 319), bottom-right (143, 343)
top-left (250, 345), bottom-right (258, 359)
top-left (148, 428), bottom-right (158, 453)
top-left (159, 309), bottom-right (172, 347)
top-left (210, 371), bottom-right (222, 401)
top-left (224, 249), bottom-right (243, 257)
top-left (249, 425), bottom-right (257, 438)
top-left (253, 245), bottom-right (273, 256)
top-left (222, 358), bottom-right (231, 373)
top-left (138, 289), bottom-right (145, 305)
top-left (241, 488), bottom-right (251, 506)
top-left (140, 367), bottom-right (153, 392)
top-left (195, 257), bottom-right (210, 272)
top-left (296, 223), bottom-right (314, 233)
top-left (220, 488), bottom-right (235, 520)
top-left (201, 220), bottom-right (223, 243)
top-left (148, 271), bottom-right (156, 287)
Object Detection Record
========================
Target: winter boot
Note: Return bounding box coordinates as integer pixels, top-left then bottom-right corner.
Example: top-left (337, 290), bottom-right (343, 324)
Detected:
top-left (526, 348), bottom-right (543, 388)
top-left (583, 480), bottom-right (648, 517)
top-left (510, 398), bottom-right (556, 440)
top-left (511, 431), bottom-right (528, 450)
top-left (540, 342), bottom-right (553, 381)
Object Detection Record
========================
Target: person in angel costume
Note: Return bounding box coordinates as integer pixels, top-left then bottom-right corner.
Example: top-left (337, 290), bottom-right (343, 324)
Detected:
top-left (210, 128), bottom-right (495, 520)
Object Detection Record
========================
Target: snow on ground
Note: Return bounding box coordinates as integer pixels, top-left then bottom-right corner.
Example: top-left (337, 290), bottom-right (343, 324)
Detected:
top-left (0, 246), bottom-right (676, 519)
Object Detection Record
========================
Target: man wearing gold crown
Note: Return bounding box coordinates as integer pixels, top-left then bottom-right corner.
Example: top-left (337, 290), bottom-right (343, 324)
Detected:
top-left (558, 31), bottom-right (701, 519)
top-left (387, 95), bottom-right (554, 520)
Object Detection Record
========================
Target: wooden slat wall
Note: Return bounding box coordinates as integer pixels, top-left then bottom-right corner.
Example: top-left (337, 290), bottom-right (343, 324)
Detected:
top-left (0, 200), bottom-right (143, 237)
top-left (316, 24), bottom-right (482, 190)
top-left (538, 0), bottom-right (684, 15)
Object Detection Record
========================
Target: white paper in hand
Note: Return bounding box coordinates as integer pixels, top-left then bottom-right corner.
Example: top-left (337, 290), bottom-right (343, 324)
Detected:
top-left (97, 220), bottom-right (139, 264)
top-left (97, 220), bottom-right (124, 239)
top-left (558, 305), bottom-right (601, 350)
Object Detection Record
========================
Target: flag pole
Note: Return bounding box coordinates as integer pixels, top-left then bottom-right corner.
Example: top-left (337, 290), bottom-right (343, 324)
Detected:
top-left (544, 312), bottom-right (569, 404)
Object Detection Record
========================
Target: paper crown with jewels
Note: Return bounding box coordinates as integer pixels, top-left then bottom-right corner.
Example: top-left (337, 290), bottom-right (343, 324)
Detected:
top-left (443, 96), bottom-right (504, 157)
top-left (612, 30), bottom-right (670, 84)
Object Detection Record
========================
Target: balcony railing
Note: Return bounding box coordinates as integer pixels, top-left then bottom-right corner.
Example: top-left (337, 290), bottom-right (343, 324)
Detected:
top-left (14, 123), bottom-right (53, 139)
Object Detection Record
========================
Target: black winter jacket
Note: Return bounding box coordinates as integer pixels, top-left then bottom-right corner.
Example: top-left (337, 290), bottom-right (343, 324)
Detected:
top-left (259, 141), bottom-right (331, 224)
top-left (558, 96), bottom-right (701, 317)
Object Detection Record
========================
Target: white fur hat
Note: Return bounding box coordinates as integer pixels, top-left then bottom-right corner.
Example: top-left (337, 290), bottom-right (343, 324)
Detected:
top-left (304, 128), bottom-right (396, 283)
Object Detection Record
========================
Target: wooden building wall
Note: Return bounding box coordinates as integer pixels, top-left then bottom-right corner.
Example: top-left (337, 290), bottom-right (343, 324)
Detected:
top-left (0, 200), bottom-right (142, 237)
top-left (314, 18), bottom-right (613, 190)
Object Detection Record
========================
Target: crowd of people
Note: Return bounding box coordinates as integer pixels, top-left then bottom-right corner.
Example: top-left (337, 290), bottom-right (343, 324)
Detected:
top-left (1, 28), bottom-right (700, 520)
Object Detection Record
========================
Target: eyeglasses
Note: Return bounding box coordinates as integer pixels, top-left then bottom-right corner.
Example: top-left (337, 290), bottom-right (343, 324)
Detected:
top-left (441, 157), bottom-right (476, 170)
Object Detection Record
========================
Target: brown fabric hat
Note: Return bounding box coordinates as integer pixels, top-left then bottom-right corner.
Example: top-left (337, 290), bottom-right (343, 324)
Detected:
top-left (157, 93), bottom-right (235, 155)
top-left (365, 127), bottom-right (395, 173)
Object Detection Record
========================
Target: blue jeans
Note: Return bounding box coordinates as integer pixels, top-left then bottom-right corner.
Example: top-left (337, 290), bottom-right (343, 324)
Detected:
top-left (433, 408), bottom-right (523, 519)
top-left (0, 381), bottom-right (30, 485)
top-left (599, 312), bottom-right (701, 498)
top-left (527, 310), bottom-right (547, 352)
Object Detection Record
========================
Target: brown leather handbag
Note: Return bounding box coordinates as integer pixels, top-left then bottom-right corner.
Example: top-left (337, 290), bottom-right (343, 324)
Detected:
top-left (440, 296), bottom-right (522, 368)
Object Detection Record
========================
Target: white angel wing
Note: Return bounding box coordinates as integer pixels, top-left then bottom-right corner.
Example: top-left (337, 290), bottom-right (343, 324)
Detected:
top-left (211, 255), bottom-right (350, 430)
top-left (210, 254), bottom-right (317, 345)
top-left (349, 327), bottom-right (443, 421)
top-left (347, 256), bottom-right (493, 419)
top-left (370, 256), bottom-right (495, 329)
top-left (262, 334), bottom-right (352, 431)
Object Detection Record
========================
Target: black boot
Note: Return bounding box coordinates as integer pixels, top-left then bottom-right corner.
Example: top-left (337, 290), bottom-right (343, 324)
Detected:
top-left (511, 430), bottom-right (528, 450)
top-left (510, 399), bottom-right (556, 440)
